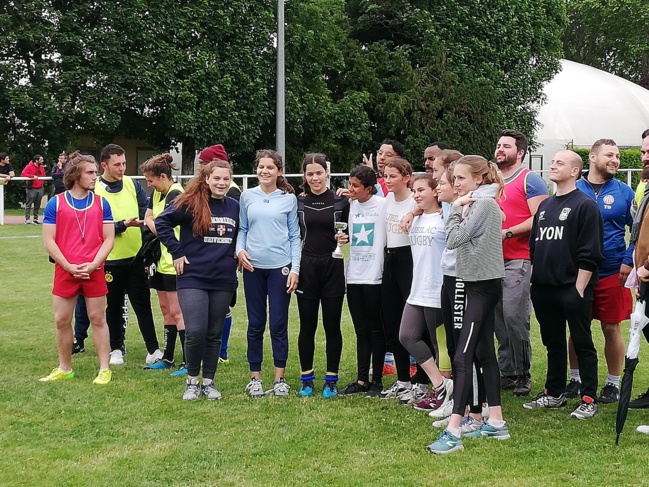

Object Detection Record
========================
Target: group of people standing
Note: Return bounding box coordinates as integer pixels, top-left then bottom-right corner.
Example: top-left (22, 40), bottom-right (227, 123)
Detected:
top-left (36, 128), bottom-right (649, 454)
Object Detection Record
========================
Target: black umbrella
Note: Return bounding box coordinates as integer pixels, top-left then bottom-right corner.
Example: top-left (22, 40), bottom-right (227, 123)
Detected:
top-left (615, 299), bottom-right (649, 445)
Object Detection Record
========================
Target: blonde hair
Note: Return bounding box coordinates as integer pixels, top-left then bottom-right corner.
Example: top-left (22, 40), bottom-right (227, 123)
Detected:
top-left (455, 155), bottom-right (504, 199)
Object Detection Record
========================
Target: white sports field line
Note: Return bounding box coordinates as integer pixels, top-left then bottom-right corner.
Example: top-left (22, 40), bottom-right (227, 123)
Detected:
top-left (0, 235), bottom-right (41, 239)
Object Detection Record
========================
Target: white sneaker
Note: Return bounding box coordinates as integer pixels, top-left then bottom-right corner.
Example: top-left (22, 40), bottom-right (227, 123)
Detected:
top-left (109, 349), bottom-right (125, 366)
top-left (245, 377), bottom-right (265, 398)
top-left (146, 349), bottom-right (164, 365)
top-left (269, 378), bottom-right (290, 397)
top-left (636, 425), bottom-right (649, 435)
top-left (399, 383), bottom-right (428, 405)
top-left (429, 398), bottom-right (453, 418)
top-left (432, 416), bottom-right (451, 428)
top-left (380, 381), bottom-right (411, 400)
top-left (183, 378), bottom-right (201, 401)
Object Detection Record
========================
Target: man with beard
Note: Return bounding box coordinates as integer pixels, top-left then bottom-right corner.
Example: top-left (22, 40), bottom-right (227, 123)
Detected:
top-left (630, 129), bottom-right (649, 412)
top-left (494, 129), bottom-right (548, 396)
top-left (423, 142), bottom-right (450, 173)
top-left (570, 139), bottom-right (635, 404)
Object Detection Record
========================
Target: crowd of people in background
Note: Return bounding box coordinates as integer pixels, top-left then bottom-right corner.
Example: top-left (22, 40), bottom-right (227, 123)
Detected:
top-left (22, 127), bottom-right (649, 455)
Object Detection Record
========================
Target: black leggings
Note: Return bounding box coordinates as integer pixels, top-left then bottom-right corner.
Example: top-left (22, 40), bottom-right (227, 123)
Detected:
top-left (452, 279), bottom-right (502, 416)
top-left (381, 247), bottom-right (413, 382)
top-left (347, 284), bottom-right (386, 384)
top-left (297, 296), bottom-right (344, 376)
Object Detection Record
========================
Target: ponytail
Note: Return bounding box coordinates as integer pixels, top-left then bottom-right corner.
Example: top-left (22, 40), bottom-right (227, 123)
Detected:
top-left (455, 156), bottom-right (505, 199)
top-left (485, 161), bottom-right (505, 199)
top-left (277, 175), bottom-right (295, 194)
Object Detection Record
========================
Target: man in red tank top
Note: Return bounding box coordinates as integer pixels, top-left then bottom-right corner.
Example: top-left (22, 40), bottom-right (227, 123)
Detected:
top-left (40, 153), bottom-right (115, 385)
top-left (494, 130), bottom-right (549, 396)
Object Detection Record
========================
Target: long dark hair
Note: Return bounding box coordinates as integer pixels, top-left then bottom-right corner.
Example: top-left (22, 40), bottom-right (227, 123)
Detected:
top-left (139, 153), bottom-right (177, 178)
top-left (256, 149), bottom-right (294, 194)
top-left (300, 152), bottom-right (328, 195)
top-left (174, 161), bottom-right (232, 236)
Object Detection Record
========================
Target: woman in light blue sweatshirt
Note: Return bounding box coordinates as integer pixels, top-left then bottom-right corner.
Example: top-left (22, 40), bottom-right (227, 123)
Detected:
top-left (237, 150), bottom-right (301, 397)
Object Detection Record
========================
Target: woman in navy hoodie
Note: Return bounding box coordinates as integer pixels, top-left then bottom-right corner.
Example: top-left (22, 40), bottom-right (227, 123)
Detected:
top-left (156, 161), bottom-right (239, 401)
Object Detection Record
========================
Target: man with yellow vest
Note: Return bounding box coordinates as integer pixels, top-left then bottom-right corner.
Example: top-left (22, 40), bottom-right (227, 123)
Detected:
top-left (95, 144), bottom-right (161, 366)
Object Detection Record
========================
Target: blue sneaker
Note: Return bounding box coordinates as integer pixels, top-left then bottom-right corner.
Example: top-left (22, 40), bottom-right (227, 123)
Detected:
top-left (144, 359), bottom-right (173, 370)
top-left (299, 380), bottom-right (314, 397)
top-left (322, 381), bottom-right (338, 398)
top-left (170, 363), bottom-right (187, 377)
top-left (463, 421), bottom-right (511, 440)
top-left (426, 430), bottom-right (464, 455)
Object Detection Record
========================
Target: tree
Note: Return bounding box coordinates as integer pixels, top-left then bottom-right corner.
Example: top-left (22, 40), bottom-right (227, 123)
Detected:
top-left (563, 0), bottom-right (649, 89)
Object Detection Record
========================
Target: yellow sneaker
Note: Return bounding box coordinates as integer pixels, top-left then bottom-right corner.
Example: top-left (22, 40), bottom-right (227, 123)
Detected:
top-left (93, 369), bottom-right (112, 385)
top-left (39, 368), bottom-right (75, 382)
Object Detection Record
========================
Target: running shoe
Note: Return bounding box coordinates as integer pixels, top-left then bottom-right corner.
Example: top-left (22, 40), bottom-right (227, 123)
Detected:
top-left (380, 381), bottom-right (411, 400)
top-left (513, 375), bottom-right (532, 396)
top-left (270, 378), bottom-right (290, 397)
top-left (93, 369), bottom-right (112, 385)
top-left (322, 381), bottom-right (338, 398)
top-left (39, 368), bottom-right (75, 382)
top-left (145, 349), bottom-right (164, 365)
top-left (459, 415), bottom-right (483, 435)
top-left (366, 381), bottom-right (383, 398)
top-left (428, 399), bottom-right (454, 419)
top-left (72, 339), bottom-right (85, 355)
top-left (500, 375), bottom-right (517, 390)
top-left (399, 383), bottom-right (428, 405)
top-left (564, 379), bottom-right (581, 399)
top-left (202, 381), bottom-right (222, 400)
top-left (432, 416), bottom-right (451, 429)
top-left (245, 377), bottom-right (265, 398)
top-left (33, 219), bottom-right (40, 225)
top-left (426, 430), bottom-right (463, 455)
top-left (298, 380), bottom-right (314, 397)
top-left (183, 378), bottom-right (201, 401)
top-left (523, 391), bottom-right (567, 409)
top-left (339, 381), bottom-right (369, 396)
top-left (463, 421), bottom-right (511, 440)
top-left (109, 349), bottom-right (124, 366)
top-left (144, 359), bottom-right (174, 370)
top-left (570, 396), bottom-right (597, 420)
top-left (170, 363), bottom-right (187, 377)
top-left (636, 425), bottom-right (649, 435)
top-left (629, 387), bottom-right (649, 409)
top-left (413, 380), bottom-right (452, 412)
top-left (597, 383), bottom-right (620, 404)
top-left (218, 357), bottom-right (230, 365)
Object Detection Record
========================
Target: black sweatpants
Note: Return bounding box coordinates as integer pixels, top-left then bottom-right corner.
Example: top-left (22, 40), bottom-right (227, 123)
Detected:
top-left (452, 279), bottom-right (502, 416)
top-left (347, 284), bottom-right (386, 384)
top-left (105, 260), bottom-right (159, 354)
top-left (381, 246), bottom-right (413, 382)
top-left (531, 284), bottom-right (598, 399)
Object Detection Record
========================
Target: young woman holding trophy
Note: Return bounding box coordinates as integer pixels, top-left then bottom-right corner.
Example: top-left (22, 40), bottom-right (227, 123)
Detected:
top-left (296, 153), bottom-right (349, 398)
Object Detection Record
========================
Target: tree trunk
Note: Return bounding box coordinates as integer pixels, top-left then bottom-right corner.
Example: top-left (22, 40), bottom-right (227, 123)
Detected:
top-left (181, 137), bottom-right (196, 176)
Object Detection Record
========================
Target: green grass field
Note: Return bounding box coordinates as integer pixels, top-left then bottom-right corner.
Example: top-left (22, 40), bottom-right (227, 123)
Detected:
top-left (2, 223), bottom-right (649, 486)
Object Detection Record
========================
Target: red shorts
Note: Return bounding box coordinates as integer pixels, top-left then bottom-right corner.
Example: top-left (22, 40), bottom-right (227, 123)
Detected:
top-left (53, 264), bottom-right (108, 299)
top-left (592, 273), bottom-right (633, 323)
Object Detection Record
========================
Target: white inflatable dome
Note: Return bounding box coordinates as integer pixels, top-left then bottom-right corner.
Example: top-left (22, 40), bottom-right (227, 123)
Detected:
top-left (532, 59), bottom-right (649, 170)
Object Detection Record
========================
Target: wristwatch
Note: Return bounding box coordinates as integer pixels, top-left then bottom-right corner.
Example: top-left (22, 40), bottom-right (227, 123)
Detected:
top-left (505, 230), bottom-right (514, 239)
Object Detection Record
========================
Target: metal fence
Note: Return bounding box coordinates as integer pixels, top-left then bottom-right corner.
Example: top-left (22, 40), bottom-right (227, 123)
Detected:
top-left (0, 168), bottom-right (643, 225)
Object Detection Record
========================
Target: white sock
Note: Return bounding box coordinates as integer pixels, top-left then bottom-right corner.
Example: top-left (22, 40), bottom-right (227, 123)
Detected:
top-left (59, 367), bottom-right (72, 373)
top-left (397, 380), bottom-right (411, 388)
top-left (447, 426), bottom-right (461, 438)
top-left (570, 369), bottom-right (581, 381)
top-left (487, 418), bottom-right (506, 428)
top-left (203, 378), bottom-right (213, 386)
top-left (606, 374), bottom-right (620, 388)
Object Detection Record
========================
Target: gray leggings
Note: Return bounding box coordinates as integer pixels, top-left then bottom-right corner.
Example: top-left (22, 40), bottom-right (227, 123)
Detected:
top-left (178, 288), bottom-right (233, 380)
top-left (399, 303), bottom-right (442, 365)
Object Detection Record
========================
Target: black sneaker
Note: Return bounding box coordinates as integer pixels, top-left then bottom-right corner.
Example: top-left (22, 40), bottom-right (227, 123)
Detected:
top-left (33, 220), bottom-right (40, 225)
top-left (597, 383), bottom-right (620, 404)
top-left (500, 376), bottom-right (517, 390)
top-left (72, 339), bottom-right (85, 355)
top-left (339, 381), bottom-right (369, 396)
top-left (365, 381), bottom-right (383, 398)
top-left (565, 379), bottom-right (581, 399)
top-left (513, 375), bottom-right (531, 396)
top-left (629, 387), bottom-right (649, 409)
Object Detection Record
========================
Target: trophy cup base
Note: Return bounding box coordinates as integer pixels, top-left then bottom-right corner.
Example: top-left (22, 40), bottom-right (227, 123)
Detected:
top-left (332, 251), bottom-right (344, 259)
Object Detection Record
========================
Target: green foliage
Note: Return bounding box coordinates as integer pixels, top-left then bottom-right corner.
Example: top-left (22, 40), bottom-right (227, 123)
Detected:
top-left (563, 0), bottom-right (649, 88)
top-left (572, 147), bottom-right (643, 187)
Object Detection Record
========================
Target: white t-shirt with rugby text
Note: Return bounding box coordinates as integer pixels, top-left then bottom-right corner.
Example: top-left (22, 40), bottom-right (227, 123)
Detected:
top-left (385, 192), bottom-right (417, 248)
top-left (346, 195), bottom-right (387, 285)
top-left (407, 211), bottom-right (445, 308)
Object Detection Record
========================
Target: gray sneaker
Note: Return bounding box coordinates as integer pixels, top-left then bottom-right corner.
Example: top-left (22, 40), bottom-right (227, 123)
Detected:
top-left (523, 391), bottom-right (567, 409)
top-left (380, 381), bottom-right (411, 400)
top-left (399, 383), bottom-right (428, 405)
top-left (245, 377), bottom-right (265, 398)
top-left (270, 378), bottom-right (290, 397)
top-left (570, 398), bottom-right (597, 420)
top-left (459, 414), bottom-right (483, 435)
top-left (202, 381), bottom-right (222, 401)
top-left (183, 378), bottom-right (201, 401)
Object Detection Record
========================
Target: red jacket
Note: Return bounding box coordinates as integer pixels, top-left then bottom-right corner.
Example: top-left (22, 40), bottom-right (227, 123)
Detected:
top-left (21, 161), bottom-right (46, 188)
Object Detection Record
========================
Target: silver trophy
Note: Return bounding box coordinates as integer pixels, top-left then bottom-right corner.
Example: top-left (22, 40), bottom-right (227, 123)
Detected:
top-left (332, 222), bottom-right (348, 259)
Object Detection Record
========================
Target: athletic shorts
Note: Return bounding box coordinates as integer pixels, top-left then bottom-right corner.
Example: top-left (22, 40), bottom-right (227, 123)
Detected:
top-left (592, 273), bottom-right (633, 323)
top-left (296, 253), bottom-right (345, 300)
top-left (53, 264), bottom-right (107, 299)
top-left (150, 272), bottom-right (177, 292)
